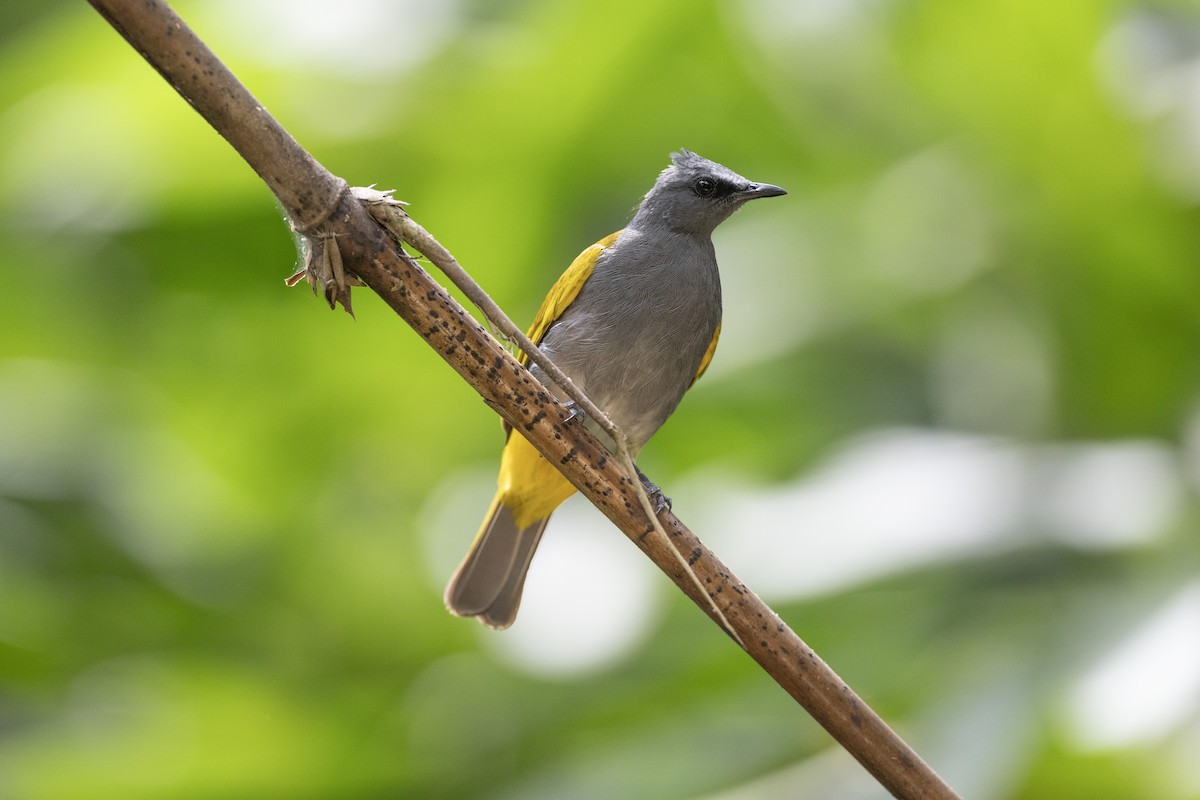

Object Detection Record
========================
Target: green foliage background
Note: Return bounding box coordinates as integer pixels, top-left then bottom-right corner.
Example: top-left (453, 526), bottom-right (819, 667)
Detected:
top-left (2, 1), bottom-right (1199, 798)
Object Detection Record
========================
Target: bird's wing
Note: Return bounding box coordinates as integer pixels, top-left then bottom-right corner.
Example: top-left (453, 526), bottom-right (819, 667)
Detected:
top-left (691, 323), bottom-right (721, 386)
top-left (518, 230), bottom-right (622, 367)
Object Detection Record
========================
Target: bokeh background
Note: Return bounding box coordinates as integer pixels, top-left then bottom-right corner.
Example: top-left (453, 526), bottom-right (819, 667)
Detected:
top-left (2, 1), bottom-right (1200, 797)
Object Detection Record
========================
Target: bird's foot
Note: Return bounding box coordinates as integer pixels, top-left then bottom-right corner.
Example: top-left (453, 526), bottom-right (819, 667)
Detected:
top-left (635, 466), bottom-right (672, 514)
top-left (562, 400), bottom-right (588, 424)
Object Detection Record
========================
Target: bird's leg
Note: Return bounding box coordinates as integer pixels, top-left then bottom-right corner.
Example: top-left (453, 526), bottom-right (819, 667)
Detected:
top-left (635, 465), bottom-right (672, 514)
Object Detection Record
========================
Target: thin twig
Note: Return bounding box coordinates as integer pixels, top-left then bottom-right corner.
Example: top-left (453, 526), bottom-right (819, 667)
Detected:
top-left (84, 2), bottom-right (961, 797)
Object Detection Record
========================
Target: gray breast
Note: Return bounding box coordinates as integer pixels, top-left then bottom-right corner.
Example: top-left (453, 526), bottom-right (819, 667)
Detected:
top-left (532, 228), bottom-right (722, 451)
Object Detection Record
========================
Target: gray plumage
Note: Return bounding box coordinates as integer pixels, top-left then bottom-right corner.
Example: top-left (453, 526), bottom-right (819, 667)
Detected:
top-left (534, 150), bottom-right (785, 448)
top-left (445, 149), bottom-right (786, 628)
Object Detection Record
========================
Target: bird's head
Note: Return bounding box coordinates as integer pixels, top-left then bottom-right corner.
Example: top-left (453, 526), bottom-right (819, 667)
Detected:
top-left (632, 149), bottom-right (787, 236)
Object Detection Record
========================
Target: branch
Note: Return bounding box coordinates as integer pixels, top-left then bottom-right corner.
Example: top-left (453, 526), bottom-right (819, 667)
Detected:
top-left (85, 2), bottom-right (961, 798)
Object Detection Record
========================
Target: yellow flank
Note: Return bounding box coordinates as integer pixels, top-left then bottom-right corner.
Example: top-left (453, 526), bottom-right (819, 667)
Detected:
top-left (692, 323), bottom-right (721, 385)
top-left (520, 231), bottom-right (622, 365)
top-left (497, 431), bottom-right (577, 529)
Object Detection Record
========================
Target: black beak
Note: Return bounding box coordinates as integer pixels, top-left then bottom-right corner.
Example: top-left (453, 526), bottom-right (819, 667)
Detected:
top-left (737, 182), bottom-right (788, 200)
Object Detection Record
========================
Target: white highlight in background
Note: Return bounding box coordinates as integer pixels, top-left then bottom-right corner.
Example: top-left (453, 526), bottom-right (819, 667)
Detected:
top-left (1066, 583), bottom-right (1200, 750)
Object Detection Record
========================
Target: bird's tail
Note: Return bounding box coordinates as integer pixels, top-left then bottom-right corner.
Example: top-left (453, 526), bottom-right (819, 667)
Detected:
top-left (447, 431), bottom-right (575, 628)
top-left (444, 494), bottom-right (553, 630)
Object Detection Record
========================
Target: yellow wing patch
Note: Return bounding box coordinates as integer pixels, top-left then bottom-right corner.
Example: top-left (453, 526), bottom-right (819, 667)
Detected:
top-left (519, 230), bottom-right (622, 367)
top-left (691, 323), bottom-right (721, 386)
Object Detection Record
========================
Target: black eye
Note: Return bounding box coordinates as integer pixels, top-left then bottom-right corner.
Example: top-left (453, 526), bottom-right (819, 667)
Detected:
top-left (693, 177), bottom-right (716, 197)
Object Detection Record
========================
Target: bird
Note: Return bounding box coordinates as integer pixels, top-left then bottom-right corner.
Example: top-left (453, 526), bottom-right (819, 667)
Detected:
top-left (444, 149), bottom-right (786, 629)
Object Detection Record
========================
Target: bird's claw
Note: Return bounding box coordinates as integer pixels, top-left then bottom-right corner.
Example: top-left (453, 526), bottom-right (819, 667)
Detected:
top-left (636, 466), bottom-right (672, 514)
top-left (562, 400), bottom-right (587, 424)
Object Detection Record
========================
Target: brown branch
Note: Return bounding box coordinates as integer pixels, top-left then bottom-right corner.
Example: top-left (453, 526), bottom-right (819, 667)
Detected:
top-left (85, 2), bottom-right (961, 798)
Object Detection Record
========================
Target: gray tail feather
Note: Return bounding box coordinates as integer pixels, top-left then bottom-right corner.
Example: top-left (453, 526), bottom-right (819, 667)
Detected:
top-left (444, 502), bottom-right (551, 630)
